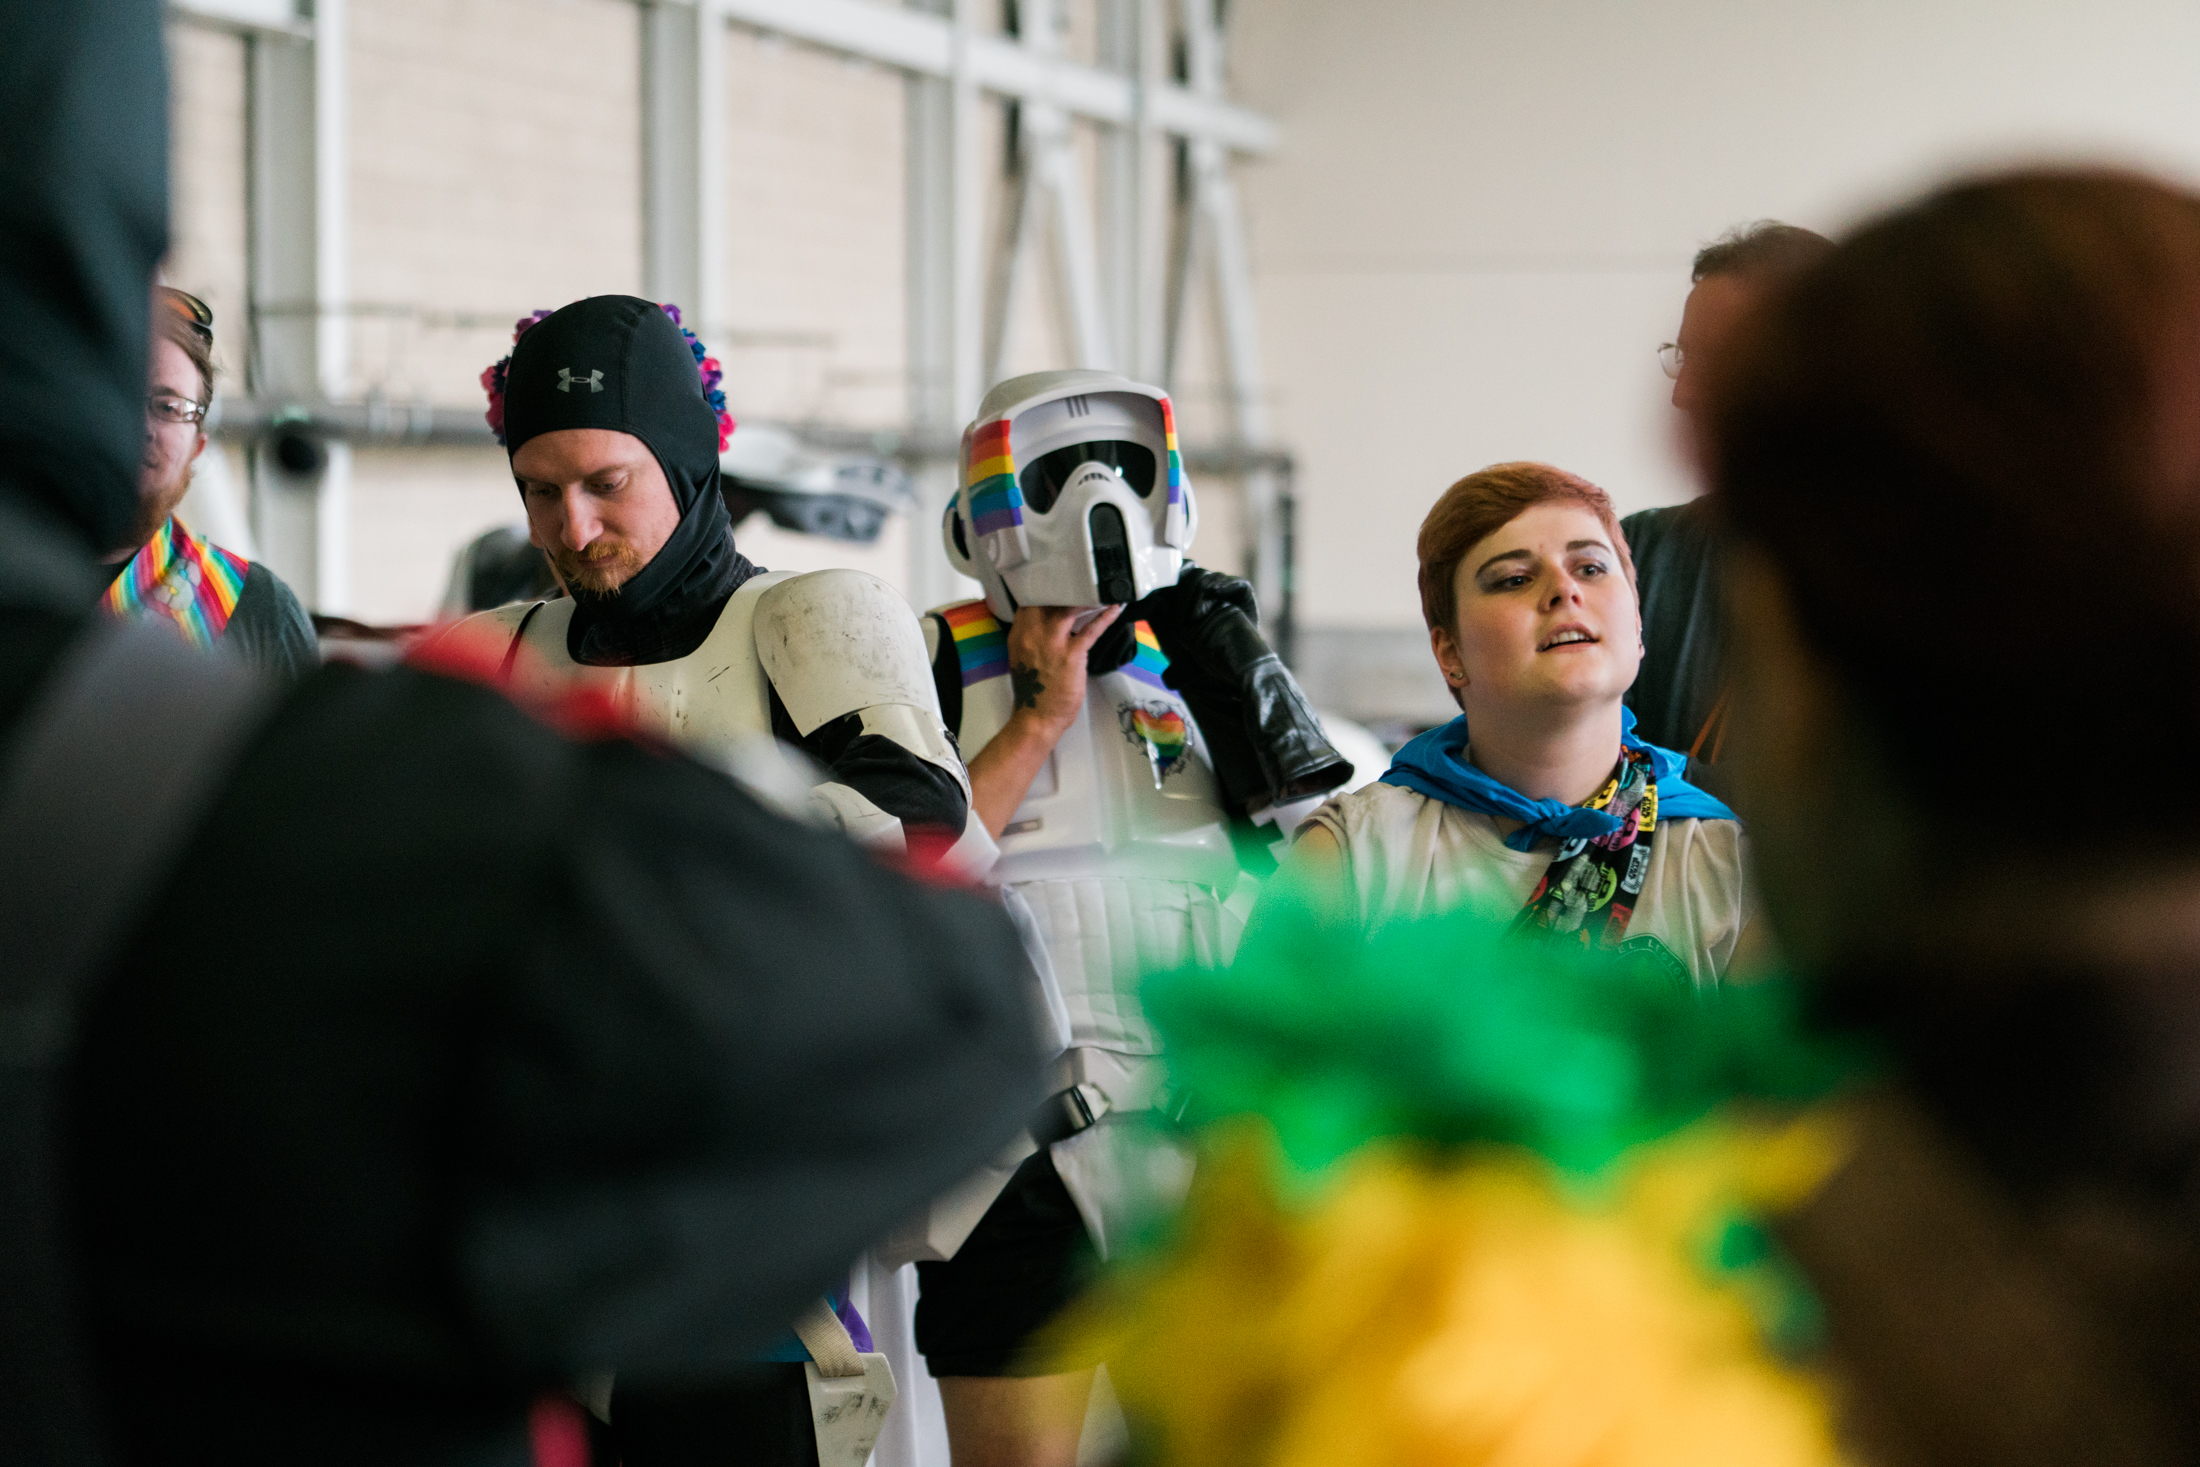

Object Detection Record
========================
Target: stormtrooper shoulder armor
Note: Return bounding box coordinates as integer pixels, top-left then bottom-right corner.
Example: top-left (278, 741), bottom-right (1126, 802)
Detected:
top-left (753, 568), bottom-right (944, 735)
top-left (431, 598), bottom-right (547, 678)
top-left (454, 598), bottom-right (539, 642)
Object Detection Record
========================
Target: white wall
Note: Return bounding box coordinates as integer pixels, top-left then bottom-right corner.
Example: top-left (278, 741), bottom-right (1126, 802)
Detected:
top-left (1232, 0), bottom-right (2200, 633)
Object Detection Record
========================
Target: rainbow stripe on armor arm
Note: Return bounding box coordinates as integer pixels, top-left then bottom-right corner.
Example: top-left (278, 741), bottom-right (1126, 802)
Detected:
top-left (942, 600), bottom-right (1009, 685)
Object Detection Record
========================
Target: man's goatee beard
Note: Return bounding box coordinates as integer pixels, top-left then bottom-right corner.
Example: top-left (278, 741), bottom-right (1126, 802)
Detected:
top-left (553, 542), bottom-right (645, 594)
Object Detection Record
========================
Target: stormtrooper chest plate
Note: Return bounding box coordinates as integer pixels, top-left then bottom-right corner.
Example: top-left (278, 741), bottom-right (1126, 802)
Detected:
top-left (501, 571), bottom-right (795, 763)
top-left (959, 630), bottom-right (1238, 889)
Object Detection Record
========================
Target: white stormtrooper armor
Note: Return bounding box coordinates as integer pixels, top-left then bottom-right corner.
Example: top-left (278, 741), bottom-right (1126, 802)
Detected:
top-left (458, 567), bottom-right (990, 866)
top-left (919, 369), bottom-right (1240, 1262)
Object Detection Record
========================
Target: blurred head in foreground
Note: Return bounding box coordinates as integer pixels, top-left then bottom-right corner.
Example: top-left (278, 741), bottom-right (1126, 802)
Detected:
top-left (1074, 170), bottom-right (2200, 1467)
top-left (1706, 170), bottom-right (2200, 972)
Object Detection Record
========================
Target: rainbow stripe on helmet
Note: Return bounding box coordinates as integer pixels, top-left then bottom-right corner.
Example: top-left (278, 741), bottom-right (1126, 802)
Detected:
top-left (964, 417), bottom-right (1024, 535)
top-left (1158, 394), bottom-right (1184, 508)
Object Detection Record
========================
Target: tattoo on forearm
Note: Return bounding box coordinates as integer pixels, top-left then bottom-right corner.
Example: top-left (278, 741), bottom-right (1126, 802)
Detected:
top-left (1011, 662), bottom-right (1045, 710)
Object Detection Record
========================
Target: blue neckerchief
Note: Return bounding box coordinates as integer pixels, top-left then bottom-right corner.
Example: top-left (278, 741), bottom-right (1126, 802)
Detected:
top-left (1379, 707), bottom-right (1736, 852)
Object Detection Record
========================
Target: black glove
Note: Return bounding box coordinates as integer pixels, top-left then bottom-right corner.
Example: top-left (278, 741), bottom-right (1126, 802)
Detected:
top-left (1134, 565), bottom-right (1352, 816)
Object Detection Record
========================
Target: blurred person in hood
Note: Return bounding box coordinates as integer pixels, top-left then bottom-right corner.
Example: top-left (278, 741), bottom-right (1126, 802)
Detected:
top-left (1706, 167), bottom-right (2200, 1460)
top-left (0, 4), bottom-right (1042, 1464)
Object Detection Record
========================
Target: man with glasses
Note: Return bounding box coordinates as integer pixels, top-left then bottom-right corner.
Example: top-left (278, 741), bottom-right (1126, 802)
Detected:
top-left (1625, 221), bottom-right (1832, 779)
top-left (102, 286), bottom-right (317, 677)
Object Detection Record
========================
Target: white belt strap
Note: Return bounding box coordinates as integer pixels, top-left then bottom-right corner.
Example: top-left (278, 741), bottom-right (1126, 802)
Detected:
top-left (790, 1296), bottom-right (898, 1467)
top-left (788, 1296), bottom-right (866, 1380)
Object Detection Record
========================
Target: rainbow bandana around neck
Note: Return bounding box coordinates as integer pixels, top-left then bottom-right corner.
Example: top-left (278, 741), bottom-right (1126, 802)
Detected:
top-left (104, 516), bottom-right (250, 648)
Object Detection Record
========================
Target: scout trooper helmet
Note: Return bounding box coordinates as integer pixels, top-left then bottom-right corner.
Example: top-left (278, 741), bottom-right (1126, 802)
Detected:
top-left (944, 369), bottom-right (1197, 618)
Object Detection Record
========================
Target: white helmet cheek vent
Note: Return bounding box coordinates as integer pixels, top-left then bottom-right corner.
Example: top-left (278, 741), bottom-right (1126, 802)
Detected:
top-left (953, 370), bottom-right (1195, 617)
top-left (942, 501), bottom-right (979, 581)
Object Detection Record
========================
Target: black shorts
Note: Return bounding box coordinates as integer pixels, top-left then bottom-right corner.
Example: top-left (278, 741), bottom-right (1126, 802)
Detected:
top-left (914, 1148), bottom-right (1101, 1377)
top-left (609, 1363), bottom-right (814, 1467)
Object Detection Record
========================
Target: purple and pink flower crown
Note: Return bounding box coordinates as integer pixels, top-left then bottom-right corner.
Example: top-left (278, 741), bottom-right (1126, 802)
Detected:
top-left (480, 302), bottom-right (734, 452)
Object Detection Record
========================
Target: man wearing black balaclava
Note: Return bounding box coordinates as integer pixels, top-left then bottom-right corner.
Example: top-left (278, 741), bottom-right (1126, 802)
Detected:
top-left (0, 4), bottom-right (1041, 1464)
top-left (452, 295), bottom-right (990, 871)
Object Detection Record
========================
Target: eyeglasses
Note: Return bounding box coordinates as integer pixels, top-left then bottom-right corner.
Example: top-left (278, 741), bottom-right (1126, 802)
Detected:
top-left (148, 394), bottom-right (208, 426)
top-left (159, 287), bottom-right (214, 344)
top-left (1657, 342), bottom-right (1684, 380)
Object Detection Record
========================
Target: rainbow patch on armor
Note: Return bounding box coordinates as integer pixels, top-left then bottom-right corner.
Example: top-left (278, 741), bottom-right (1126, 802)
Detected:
top-left (942, 599), bottom-right (1009, 685)
top-left (964, 418), bottom-right (1023, 536)
top-left (1121, 701), bottom-right (1190, 784)
top-left (1158, 395), bottom-right (1184, 507)
top-left (1122, 620), bottom-right (1172, 691)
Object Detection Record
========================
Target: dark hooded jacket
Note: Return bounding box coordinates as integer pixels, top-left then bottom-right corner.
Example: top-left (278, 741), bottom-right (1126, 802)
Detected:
top-left (0, 4), bottom-right (1040, 1463)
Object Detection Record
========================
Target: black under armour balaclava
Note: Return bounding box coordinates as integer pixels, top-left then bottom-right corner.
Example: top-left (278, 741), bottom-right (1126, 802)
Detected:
top-left (503, 295), bottom-right (758, 665)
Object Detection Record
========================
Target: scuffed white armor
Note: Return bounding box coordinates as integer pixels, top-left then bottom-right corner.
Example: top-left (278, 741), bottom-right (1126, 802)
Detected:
top-left (942, 623), bottom-right (1237, 1052)
top-left (917, 609), bottom-right (1235, 1259)
top-left (462, 569), bottom-right (985, 862)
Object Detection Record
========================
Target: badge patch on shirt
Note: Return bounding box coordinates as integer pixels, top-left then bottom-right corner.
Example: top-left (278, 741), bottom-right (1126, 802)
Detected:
top-left (1621, 840), bottom-right (1652, 895)
top-left (1120, 701), bottom-right (1189, 786)
top-left (1617, 933), bottom-right (1691, 990)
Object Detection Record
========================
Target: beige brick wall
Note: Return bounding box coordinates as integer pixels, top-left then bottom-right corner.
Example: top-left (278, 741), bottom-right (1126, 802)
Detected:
top-left (165, 1), bottom-right (1182, 621)
top-left (344, 446), bottom-right (522, 624)
top-left (342, 0), bottom-right (648, 620)
top-left (719, 27), bottom-right (907, 429)
top-left (164, 21), bottom-right (249, 397)
top-left (348, 0), bottom-right (644, 405)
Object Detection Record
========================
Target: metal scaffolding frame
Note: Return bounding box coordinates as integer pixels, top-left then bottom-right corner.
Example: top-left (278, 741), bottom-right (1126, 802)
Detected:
top-left (167, 0), bottom-right (1284, 621)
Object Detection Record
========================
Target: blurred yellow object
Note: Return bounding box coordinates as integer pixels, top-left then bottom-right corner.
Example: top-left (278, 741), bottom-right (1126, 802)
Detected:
top-left (1061, 1112), bottom-right (1855, 1467)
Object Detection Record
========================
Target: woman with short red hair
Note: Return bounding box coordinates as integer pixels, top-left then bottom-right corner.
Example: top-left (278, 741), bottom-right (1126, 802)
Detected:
top-left (1270, 460), bottom-right (1764, 985)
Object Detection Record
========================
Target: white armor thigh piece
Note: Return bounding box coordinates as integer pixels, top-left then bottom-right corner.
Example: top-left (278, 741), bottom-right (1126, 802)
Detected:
top-left (1007, 875), bottom-right (1235, 1054)
top-left (1011, 877), bottom-right (1227, 1261)
top-left (1050, 1110), bottom-right (1194, 1263)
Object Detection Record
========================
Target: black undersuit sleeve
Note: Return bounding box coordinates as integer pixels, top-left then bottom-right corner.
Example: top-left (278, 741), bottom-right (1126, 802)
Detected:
top-left (769, 683), bottom-right (969, 834)
top-left (927, 612), bottom-right (964, 735)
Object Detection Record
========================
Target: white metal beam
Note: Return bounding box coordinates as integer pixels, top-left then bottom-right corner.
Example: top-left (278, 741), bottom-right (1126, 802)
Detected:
top-left (244, 0), bottom-right (350, 613)
top-left (983, 0), bottom-right (1113, 383)
top-left (168, 0), bottom-right (308, 36)
top-left (1165, 0), bottom-right (1280, 611)
top-left (642, 0), bottom-right (728, 332)
top-left (1097, 0), bottom-right (1160, 382)
top-left (699, 0), bottom-right (1276, 153)
top-left (905, 0), bottom-right (988, 611)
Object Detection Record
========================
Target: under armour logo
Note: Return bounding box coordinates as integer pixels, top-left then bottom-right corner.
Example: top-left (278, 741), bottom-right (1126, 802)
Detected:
top-left (557, 368), bottom-right (604, 393)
